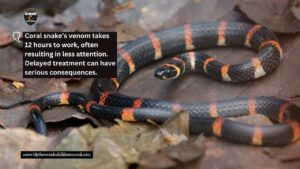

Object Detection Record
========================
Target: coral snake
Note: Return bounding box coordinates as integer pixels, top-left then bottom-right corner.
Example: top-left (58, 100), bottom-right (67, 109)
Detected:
top-left (4, 21), bottom-right (300, 146)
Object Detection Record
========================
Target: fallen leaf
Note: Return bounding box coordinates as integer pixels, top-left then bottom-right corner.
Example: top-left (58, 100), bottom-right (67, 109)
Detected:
top-left (44, 0), bottom-right (77, 16)
top-left (264, 144), bottom-right (300, 162)
top-left (0, 0), bottom-right (32, 14)
top-left (0, 79), bottom-right (28, 128)
top-left (291, 0), bottom-right (300, 20)
top-left (0, 27), bottom-right (13, 46)
top-left (0, 128), bottom-right (51, 169)
top-left (139, 136), bottom-right (206, 169)
top-left (0, 113), bottom-right (190, 169)
top-left (113, 1), bottom-right (136, 14)
top-left (238, 0), bottom-right (300, 33)
top-left (12, 81), bottom-right (24, 89)
top-left (39, 117), bottom-right (189, 169)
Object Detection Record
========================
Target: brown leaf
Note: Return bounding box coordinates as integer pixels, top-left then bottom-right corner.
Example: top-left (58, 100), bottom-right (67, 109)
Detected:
top-left (0, 46), bottom-right (23, 80)
top-left (0, 47), bottom-right (25, 129)
top-left (0, 116), bottom-right (188, 169)
top-left (23, 79), bottom-right (67, 99)
top-left (42, 107), bottom-right (100, 126)
top-left (0, 27), bottom-right (13, 46)
top-left (0, 79), bottom-right (28, 128)
top-left (163, 0), bottom-right (238, 28)
top-left (291, 0), bottom-right (300, 20)
top-left (139, 152), bottom-right (177, 169)
top-left (0, 128), bottom-right (51, 169)
top-left (12, 81), bottom-right (24, 89)
top-left (238, 0), bottom-right (300, 33)
top-left (229, 114), bottom-right (273, 125)
top-left (0, 106), bottom-right (29, 128)
top-left (96, 0), bottom-right (117, 30)
top-left (0, 68), bottom-right (23, 82)
top-left (139, 136), bottom-right (206, 169)
top-left (148, 110), bottom-right (189, 146)
top-left (40, 117), bottom-right (188, 169)
top-left (116, 0), bottom-right (238, 42)
top-left (195, 139), bottom-right (300, 169)
top-left (64, 16), bottom-right (90, 32)
top-left (264, 143), bottom-right (300, 162)
top-left (0, 0), bottom-right (32, 14)
top-left (113, 1), bottom-right (136, 14)
top-left (44, 0), bottom-right (77, 16)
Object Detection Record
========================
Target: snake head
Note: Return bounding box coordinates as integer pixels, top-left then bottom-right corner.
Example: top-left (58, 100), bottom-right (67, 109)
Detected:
top-left (154, 64), bottom-right (179, 80)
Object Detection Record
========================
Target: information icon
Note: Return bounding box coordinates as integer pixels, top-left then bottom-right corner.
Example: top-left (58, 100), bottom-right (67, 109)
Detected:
top-left (12, 31), bottom-right (21, 43)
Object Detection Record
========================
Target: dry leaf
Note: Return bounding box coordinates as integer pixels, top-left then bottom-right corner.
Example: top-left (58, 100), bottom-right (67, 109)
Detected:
top-left (139, 136), bottom-right (206, 169)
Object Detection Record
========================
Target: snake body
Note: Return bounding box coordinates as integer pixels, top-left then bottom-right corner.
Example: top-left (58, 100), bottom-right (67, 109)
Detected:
top-left (28, 21), bottom-right (300, 146)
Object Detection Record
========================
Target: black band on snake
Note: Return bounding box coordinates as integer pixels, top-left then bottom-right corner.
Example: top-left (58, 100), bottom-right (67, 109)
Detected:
top-left (25, 21), bottom-right (300, 146)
